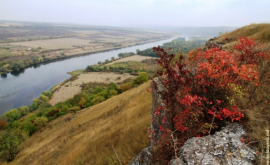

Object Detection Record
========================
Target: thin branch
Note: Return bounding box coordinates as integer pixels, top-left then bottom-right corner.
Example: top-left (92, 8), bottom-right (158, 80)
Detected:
top-left (112, 146), bottom-right (122, 165)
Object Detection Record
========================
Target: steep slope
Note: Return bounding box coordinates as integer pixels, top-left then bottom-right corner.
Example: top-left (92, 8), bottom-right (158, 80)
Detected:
top-left (216, 23), bottom-right (270, 48)
top-left (9, 81), bottom-right (153, 165)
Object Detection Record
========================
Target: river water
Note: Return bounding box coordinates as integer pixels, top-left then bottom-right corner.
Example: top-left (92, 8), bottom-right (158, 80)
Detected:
top-left (0, 38), bottom-right (175, 115)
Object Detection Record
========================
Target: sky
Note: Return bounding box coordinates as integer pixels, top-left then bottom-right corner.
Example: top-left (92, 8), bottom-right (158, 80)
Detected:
top-left (0, 0), bottom-right (269, 27)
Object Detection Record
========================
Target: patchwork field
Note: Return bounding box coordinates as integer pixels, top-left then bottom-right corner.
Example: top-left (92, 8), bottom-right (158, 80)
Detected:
top-left (9, 38), bottom-right (92, 49)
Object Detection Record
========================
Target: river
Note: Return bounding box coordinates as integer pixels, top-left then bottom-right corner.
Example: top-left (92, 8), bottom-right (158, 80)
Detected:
top-left (0, 38), bottom-right (176, 115)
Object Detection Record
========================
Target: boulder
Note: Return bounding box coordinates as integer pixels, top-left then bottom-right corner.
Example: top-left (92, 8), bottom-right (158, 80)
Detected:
top-left (170, 123), bottom-right (256, 165)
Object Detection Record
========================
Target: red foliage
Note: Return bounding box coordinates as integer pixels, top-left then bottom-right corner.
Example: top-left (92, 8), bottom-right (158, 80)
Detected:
top-left (0, 119), bottom-right (7, 130)
top-left (46, 109), bottom-right (60, 118)
top-left (151, 37), bottom-right (268, 163)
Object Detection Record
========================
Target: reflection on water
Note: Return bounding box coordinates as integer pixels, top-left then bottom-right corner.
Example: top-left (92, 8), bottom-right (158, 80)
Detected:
top-left (0, 38), bottom-right (175, 115)
top-left (1, 74), bottom-right (7, 78)
top-left (10, 69), bottom-right (25, 76)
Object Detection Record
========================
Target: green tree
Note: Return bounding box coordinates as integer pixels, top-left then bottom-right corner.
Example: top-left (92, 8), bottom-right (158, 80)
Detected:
top-left (17, 106), bottom-right (29, 116)
top-left (39, 95), bottom-right (49, 102)
top-left (108, 89), bottom-right (118, 98)
top-left (133, 72), bottom-right (148, 86)
top-left (105, 59), bottom-right (110, 64)
top-left (2, 109), bottom-right (21, 122)
top-left (19, 120), bottom-right (36, 135)
top-left (34, 117), bottom-right (48, 129)
top-left (111, 57), bottom-right (115, 61)
top-left (0, 130), bottom-right (27, 162)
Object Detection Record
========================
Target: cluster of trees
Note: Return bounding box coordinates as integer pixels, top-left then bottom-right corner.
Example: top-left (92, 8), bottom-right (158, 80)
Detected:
top-left (0, 53), bottom-right (68, 73)
top-left (118, 52), bottom-right (135, 58)
top-left (1, 47), bottom-right (10, 50)
top-left (1, 91), bottom-right (53, 123)
top-left (0, 90), bottom-right (53, 163)
top-left (85, 61), bottom-right (152, 75)
top-left (136, 37), bottom-right (206, 57)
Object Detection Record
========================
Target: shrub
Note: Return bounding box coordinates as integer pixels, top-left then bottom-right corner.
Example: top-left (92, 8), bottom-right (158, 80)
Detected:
top-left (39, 102), bottom-right (52, 109)
top-left (42, 91), bottom-right (53, 99)
top-left (117, 83), bottom-right (132, 93)
top-left (17, 106), bottom-right (29, 116)
top-left (107, 82), bottom-right (117, 92)
top-left (34, 117), bottom-right (48, 129)
top-left (132, 72), bottom-right (148, 86)
top-left (0, 67), bottom-right (7, 73)
top-left (2, 109), bottom-right (21, 122)
top-left (39, 95), bottom-right (49, 102)
top-left (95, 91), bottom-right (108, 99)
top-left (46, 109), bottom-right (60, 118)
top-left (0, 130), bottom-right (27, 162)
top-left (108, 89), bottom-right (118, 98)
top-left (69, 106), bottom-right (81, 113)
top-left (19, 120), bottom-right (36, 135)
top-left (78, 97), bottom-right (86, 108)
top-left (90, 96), bottom-right (105, 105)
top-left (0, 119), bottom-right (7, 130)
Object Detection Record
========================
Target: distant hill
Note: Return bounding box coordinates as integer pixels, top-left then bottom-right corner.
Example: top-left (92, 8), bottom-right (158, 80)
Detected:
top-left (129, 25), bottom-right (238, 37)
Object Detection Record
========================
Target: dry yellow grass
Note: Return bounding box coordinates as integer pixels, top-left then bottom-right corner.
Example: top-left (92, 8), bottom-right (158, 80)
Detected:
top-left (9, 81), bottom-right (153, 165)
top-left (217, 23), bottom-right (270, 49)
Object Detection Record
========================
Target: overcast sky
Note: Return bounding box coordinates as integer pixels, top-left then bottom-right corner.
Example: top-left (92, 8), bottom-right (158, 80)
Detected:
top-left (0, 0), bottom-right (269, 27)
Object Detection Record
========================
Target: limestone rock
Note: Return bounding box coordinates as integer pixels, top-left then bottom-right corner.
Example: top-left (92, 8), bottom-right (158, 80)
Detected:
top-left (170, 123), bottom-right (256, 165)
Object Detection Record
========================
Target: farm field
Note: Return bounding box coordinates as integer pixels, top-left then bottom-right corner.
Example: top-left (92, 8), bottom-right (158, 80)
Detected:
top-left (0, 22), bottom-right (175, 66)
top-left (9, 38), bottom-right (93, 49)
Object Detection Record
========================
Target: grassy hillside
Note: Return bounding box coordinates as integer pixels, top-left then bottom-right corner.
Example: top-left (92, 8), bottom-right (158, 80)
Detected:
top-left (217, 23), bottom-right (270, 48)
top-left (8, 81), bottom-right (153, 165)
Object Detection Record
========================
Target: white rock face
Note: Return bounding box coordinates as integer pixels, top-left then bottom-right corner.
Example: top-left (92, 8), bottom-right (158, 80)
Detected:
top-left (170, 123), bottom-right (256, 165)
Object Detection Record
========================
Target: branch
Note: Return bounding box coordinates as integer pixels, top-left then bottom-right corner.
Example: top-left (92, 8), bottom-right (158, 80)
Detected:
top-left (112, 146), bottom-right (122, 165)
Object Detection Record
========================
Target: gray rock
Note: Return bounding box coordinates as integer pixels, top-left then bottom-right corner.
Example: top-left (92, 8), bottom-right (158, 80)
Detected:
top-left (170, 123), bottom-right (256, 165)
top-left (128, 147), bottom-right (152, 165)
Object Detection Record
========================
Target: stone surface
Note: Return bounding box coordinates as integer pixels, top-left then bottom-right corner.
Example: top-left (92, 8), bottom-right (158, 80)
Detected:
top-left (128, 147), bottom-right (152, 165)
top-left (170, 123), bottom-right (256, 165)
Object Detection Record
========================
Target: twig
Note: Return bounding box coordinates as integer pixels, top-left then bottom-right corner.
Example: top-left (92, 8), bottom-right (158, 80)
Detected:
top-left (171, 130), bottom-right (179, 159)
top-left (200, 109), bottom-right (217, 165)
top-left (112, 146), bottom-right (122, 165)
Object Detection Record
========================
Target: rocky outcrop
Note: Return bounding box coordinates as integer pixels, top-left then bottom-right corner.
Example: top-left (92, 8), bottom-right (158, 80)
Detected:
top-left (204, 37), bottom-right (223, 50)
top-left (128, 147), bottom-right (152, 165)
top-left (170, 123), bottom-right (256, 165)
